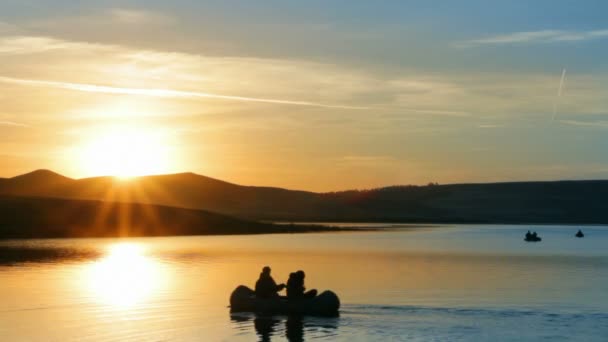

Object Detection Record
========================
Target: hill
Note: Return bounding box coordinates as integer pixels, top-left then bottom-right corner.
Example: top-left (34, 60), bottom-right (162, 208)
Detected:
top-left (0, 170), bottom-right (356, 221)
top-left (1, 170), bottom-right (608, 223)
top-left (324, 181), bottom-right (608, 223)
top-left (0, 195), bottom-right (331, 239)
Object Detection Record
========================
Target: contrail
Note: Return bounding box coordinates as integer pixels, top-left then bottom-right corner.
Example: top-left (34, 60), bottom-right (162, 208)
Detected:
top-left (401, 108), bottom-right (471, 117)
top-left (552, 68), bottom-right (566, 121)
top-left (0, 76), bottom-right (368, 110)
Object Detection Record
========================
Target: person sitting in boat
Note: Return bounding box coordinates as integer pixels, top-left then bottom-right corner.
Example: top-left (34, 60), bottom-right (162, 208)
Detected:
top-left (286, 272), bottom-right (299, 298)
top-left (531, 231), bottom-right (538, 239)
top-left (287, 270), bottom-right (317, 299)
top-left (255, 266), bottom-right (285, 298)
top-left (525, 231), bottom-right (532, 240)
top-left (576, 229), bottom-right (584, 238)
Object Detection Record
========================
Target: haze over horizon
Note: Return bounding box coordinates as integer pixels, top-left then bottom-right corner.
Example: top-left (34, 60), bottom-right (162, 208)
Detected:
top-left (2, 1), bottom-right (608, 191)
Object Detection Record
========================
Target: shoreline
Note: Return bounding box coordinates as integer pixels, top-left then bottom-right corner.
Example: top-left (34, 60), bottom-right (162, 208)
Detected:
top-left (3, 221), bottom-right (604, 241)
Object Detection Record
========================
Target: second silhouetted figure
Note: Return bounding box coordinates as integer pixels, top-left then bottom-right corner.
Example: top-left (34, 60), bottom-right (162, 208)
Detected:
top-left (286, 270), bottom-right (317, 299)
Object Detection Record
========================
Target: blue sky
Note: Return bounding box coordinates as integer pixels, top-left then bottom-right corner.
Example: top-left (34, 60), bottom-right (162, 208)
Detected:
top-left (4, 0), bottom-right (608, 70)
top-left (0, 1), bottom-right (607, 190)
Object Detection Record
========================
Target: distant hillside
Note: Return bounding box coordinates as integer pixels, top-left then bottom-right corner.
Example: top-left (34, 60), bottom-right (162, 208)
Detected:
top-left (0, 195), bottom-right (330, 239)
top-left (0, 170), bottom-right (357, 221)
top-left (1, 170), bottom-right (608, 223)
top-left (323, 181), bottom-right (608, 223)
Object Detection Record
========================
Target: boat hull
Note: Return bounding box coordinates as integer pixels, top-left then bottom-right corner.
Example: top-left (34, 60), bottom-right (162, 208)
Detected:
top-left (229, 285), bottom-right (340, 316)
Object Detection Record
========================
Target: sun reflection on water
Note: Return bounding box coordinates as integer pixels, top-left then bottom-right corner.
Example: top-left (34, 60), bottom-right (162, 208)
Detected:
top-left (85, 243), bottom-right (167, 309)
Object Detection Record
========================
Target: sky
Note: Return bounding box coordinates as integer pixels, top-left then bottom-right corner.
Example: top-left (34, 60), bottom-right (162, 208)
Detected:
top-left (1, 0), bottom-right (608, 191)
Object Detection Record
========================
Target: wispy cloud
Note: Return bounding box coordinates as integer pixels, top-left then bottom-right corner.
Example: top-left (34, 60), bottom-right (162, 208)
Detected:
top-left (559, 119), bottom-right (608, 128)
top-left (0, 76), bottom-right (368, 110)
top-left (456, 29), bottom-right (608, 47)
top-left (401, 108), bottom-right (471, 117)
top-left (0, 120), bottom-right (29, 127)
top-left (340, 155), bottom-right (397, 163)
top-left (1, 33), bottom-right (606, 122)
top-left (108, 8), bottom-right (174, 25)
top-left (0, 36), bottom-right (110, 55)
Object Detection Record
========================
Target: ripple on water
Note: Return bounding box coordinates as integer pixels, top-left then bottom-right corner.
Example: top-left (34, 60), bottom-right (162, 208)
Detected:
top-left (1, 227), bottom-right (608, 341)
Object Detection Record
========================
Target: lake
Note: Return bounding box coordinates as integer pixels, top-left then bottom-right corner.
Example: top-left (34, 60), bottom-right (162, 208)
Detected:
top-left (1, 224), bottom-right (607, 341)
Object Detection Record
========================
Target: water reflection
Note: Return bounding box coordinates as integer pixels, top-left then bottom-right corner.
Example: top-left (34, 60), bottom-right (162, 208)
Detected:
top-left (231, 313), bottom-right (338, 341)
top-left (83, 243), bottom-right (168, 309)
top-left (285, 316), bottom-right (304, 342)
top-left (254, 316), bottom-right (281, 342)
top-left (1, 227), bottom-right (608, 341)
top-left (0, 245), bottom-right (99, 265)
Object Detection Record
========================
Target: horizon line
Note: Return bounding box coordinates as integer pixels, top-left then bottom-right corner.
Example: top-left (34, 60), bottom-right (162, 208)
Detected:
top-left (4, 168), bottom-right (608, 193)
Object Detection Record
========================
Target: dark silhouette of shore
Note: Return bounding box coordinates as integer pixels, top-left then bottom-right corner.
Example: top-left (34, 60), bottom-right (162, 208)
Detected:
top-left (0, 195), bottom-right (336, 239)
top-left (2, 169), bottom-right (608, 224)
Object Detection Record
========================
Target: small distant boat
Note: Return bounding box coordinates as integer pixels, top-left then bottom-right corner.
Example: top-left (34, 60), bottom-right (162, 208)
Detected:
top-left (229, 285), bottom-right (340, 316)
top-left (575, 230), bottom-right (584, 238)
top-left (524, 231), bottom-right (542, 242)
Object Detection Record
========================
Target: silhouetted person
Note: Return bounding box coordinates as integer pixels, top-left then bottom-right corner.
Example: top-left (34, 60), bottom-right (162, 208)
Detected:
top-left (286, 272), bottom-right (298, 298)
top-left (525, 230), bottom-right (532, 240)
top-left (576, 229), bottom-right (584, 238)
top-left (287, 270), bottom-right (317, 299)
top-left (531, 231), bottom-right (538, 239)
top-left (255, 266), bottom-right (285, 298)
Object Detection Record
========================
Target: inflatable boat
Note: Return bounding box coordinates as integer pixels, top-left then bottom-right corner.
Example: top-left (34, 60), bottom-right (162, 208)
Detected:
top-left (229, 285), bottom-right (340, 316)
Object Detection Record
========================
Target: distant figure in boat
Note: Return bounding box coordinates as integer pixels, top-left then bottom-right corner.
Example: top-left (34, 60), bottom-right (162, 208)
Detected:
top-left (255, 266), bottom-right (286, 298)
top-left (287, 270), bottom-right (318, 299)
top-left (575, 229), bottom-right (584, 238)
top-left (525, 231), bottom-right (542, 242)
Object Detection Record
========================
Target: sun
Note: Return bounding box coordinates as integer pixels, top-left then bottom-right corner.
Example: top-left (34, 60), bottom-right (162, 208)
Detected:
top-left (78, 125), bottom-right (173, 179)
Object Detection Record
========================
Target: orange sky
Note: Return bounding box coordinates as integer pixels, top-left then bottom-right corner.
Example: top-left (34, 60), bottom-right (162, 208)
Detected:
top-left (2, 2), bottom-right (608, 191)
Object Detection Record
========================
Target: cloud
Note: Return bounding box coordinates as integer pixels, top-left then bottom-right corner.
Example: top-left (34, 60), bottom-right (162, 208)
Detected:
top-left (0, 76), bottom-right (368, 110)
top-left (108, 8), bottom-right (174, 25)
top-left (0, 36), bottom-right (112, 55)
top-left (0, 33), bottom-right (606, 123)
top-left (25, 8), bottom-right (175, 32)
top-left (456, 29), bottom-right (608, 47)
top-left (401, 108), bottom-right (471, 117)
top-left (559, 119), bottom-right (608, 128)
top-left (0, 34), bottom-right (474, 115)
top-left (340, 155), bottom-right (398, 163)
top-left (0, 120), bottom-right (28, 127)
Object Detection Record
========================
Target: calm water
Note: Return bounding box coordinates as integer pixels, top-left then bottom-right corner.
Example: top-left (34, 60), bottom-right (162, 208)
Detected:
top-left (1, 225), bottom-right (607, 341)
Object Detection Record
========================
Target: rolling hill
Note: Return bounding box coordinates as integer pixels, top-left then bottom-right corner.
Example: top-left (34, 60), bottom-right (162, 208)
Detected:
top-left (1, 170), bottom-right (608, 223)
top-left (0, 170), bottom-right (357, 220)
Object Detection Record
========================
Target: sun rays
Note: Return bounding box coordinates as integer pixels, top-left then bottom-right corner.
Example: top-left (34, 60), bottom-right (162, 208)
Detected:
top-left (83, 169), bottom-right (184, 237)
